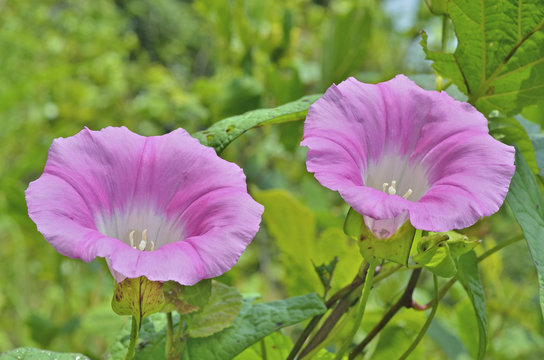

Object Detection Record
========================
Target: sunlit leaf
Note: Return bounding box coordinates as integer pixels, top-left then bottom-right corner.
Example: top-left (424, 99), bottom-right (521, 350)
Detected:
top-left (193, 94), bottom-right (320, 153)
top-left (422, 0), bottom-right (544, 115)
top-left (506, 149), bottom-right (544, 318)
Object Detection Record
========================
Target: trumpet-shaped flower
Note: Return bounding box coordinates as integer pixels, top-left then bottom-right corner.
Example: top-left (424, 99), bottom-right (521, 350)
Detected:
top-left (302, 75), bottom-right (515, 239)
top-left (26, 127), bottom-right (264, 285)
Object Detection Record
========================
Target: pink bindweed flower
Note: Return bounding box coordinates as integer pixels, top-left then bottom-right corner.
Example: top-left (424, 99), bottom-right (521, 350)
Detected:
top-left (26, 127), bottom-right (264, 285)
top-left (302, 75), bottom-right (515, 239)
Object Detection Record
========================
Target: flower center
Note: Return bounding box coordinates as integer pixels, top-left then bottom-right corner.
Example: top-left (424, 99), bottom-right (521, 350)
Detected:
top-left (129, 229), bottom-right (155, 251)
top-left (382, 180), bottom-right (413, 199)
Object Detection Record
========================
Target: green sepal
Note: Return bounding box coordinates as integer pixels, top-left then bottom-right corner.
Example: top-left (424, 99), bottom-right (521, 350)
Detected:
top-left (111, 276), bottom-right (166, 324)
top-left (344, 207), bottom-right (416, 266)
top-left (162, 279), bottom-right (212, 315)
top-left (413, 232), bottom-right (478, 277)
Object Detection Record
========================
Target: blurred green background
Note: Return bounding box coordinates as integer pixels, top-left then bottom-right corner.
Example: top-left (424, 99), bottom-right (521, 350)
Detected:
top-left (0, 0), bottom-right (542, 358)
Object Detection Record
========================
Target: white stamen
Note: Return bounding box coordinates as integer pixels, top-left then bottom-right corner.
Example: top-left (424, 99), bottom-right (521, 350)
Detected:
top-left (129, 230), bottom-right (135, 248)
top-left (382, 182), bottom-right (389, 192)
top-left (388, 180), bottom-right (397, 195)
top-left (129, 229), bottom-right (153, 251)
top-left (403, 189), bottom-right (413, 199)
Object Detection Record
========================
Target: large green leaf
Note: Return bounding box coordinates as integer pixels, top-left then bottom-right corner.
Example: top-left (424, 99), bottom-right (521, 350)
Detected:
top-left (182, 293), bottom-right (326, 359)
top-left (529, 133), bottom-right (544, 176)
top-left (456, 251), bottom-right (487, 360)
top-left (107, 294), bottom-right (326, 360)
top-left (193, 94), bottom-right (320, 153)
top-left (0, 348), bottom-right (90, 360)
top-left (185, 281), bottom-right (243, 338)
top-left (506, 149), bottom-right (544, 317)
top-left (422, 0), bottom-right (544, 115)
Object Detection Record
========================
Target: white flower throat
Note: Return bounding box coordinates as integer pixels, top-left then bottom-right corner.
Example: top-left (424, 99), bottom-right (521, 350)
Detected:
top-left (364, 153), bottom-right (429, 202)
top-left (95, 208), bottom-right (184, 252)
top-left (381, 180), bottom-right (413, 199)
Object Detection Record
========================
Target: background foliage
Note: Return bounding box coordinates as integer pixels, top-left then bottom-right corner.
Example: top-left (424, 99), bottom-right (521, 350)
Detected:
top-left (1, 0), bottom-right (543, 359)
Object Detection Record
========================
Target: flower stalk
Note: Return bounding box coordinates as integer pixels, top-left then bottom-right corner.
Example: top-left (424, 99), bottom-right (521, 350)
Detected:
top-left (334, 262), bottom-right (375, 360)
top-left (125, 316), bottom-right (140, 360)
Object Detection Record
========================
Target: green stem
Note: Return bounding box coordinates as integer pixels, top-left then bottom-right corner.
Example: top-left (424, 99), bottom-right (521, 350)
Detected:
top-left (125, 316), bottom-right (140, 360)
top-left (260, 338), bottom-right (268, 360)
top-left (478, 234), bottom-right (524, 262)
top-left (334, 262), bottom-right (376, 360)
top-left (441, 15), bottom-right (449, 52)
top-left (165, 312), bottom-right (174, 359)
top-left (348, 269), bottom-right (422, 359)
top-left (398, 274), bottom-right (439, 359)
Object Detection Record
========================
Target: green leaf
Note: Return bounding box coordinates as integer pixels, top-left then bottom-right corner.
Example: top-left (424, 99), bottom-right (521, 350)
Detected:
top-left (488, 116), bottom-right (539, 174)
top-left (420, 32), bottom-right (467, 94)
top-left (108, 293), bottom-right (327, 360)
top-left (182, 293), bottom-right (326, 359)
top-left (111, 276), bottom-right (166, 325)
top-left (0, 348), bottom-right (90, 360)
top-left (456, 251), bottom-right (487, 360)
top-left (313, 257), bottom-right (338, 293)
top-left (186, 281), bottom-right (243, 338)
top-left (253, 189), bottom-right (320, 295)
top-left (344, 207), bottom-right (415, 265)
top-left (192, 94), bottom-right (320, 153)
top-left (506, 149), bottom-right (544, 318)
top-left (163, 279), bottom-right (212, 315)
top-left (422, 0), bottom-right (544, 115)
top-left (529, 133), bottom-right (544, 176)
top-left (234, 332), bottom-right (292, 360)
